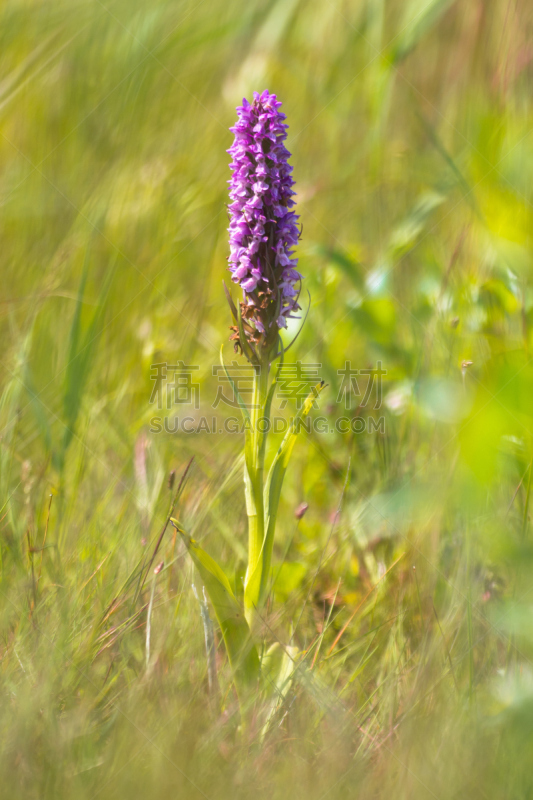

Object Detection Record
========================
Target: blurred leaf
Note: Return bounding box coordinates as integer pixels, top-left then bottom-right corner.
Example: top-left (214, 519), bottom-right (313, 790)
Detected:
top-left (460, 399), bottom-right (516, 483)
top-left (321, 246), bottom-right (365, 292)
top-left (493, 667), bottom-right (533, 736)
top-left (225, 0), bottom-right (301, 99)
top-left (174, 522), bottom-right (260, 692)
top-left (488, 353), bottom-right (533, 423)
top-left (417, 376), bottom-right (471, 423)
top-left (273, 561), bottom-right (306, 600)
top-left (392, 0), bottom-right (455, 63)
top-left (59, 253), bottom-right (115, 469)
top-left (0, 325), bottom-right (35, 542)
top-left (351, 298), bottom-right (396, 343)
top-left (260, 641), bottom-right (299, 738)
top-left (23, 363), bottom-right (51, 453)
top-left (388, 191), bottom-right (445, 257)
top-left (479, 279), bottom-right (519, 316)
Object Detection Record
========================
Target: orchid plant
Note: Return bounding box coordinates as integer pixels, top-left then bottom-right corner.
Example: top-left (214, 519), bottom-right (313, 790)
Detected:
top-left (173, 91), bottom-right (325, 701)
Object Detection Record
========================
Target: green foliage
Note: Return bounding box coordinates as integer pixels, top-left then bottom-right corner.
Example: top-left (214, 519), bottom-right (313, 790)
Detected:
top-left (171, 519), bottom-right (261, 692)
top-left (1, 0), bottom-right (533, 797)
top-left (258, 380), bottom-right (327, 606)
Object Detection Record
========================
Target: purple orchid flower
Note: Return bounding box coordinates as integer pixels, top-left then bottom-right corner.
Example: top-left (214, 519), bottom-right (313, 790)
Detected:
top-left (227, 90), bottom-right (302, 354)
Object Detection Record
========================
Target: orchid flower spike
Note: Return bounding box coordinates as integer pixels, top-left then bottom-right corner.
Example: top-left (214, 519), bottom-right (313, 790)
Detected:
top-left (227, 90), bottom-right (302, 358)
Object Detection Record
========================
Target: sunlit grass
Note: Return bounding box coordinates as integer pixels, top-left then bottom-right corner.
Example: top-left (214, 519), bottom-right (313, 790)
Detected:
top-left (1, 0), bottom-right (533, 797)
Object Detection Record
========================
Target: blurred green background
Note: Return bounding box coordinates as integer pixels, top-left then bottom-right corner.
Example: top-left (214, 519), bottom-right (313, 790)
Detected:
top-left (2, 0), bottom-right (533, 797)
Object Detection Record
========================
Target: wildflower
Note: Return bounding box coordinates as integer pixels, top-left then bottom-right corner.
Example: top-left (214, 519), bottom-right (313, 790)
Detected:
top-left (227, 90), bottom-right (301, 354)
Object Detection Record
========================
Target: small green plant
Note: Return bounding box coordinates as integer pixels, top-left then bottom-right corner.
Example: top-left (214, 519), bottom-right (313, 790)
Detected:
top-left (174, 91), bottom-right (325, 699)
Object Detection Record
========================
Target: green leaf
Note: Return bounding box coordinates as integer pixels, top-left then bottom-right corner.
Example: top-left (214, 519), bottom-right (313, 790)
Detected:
top-left (320, 246), bottom-right (365, 292)
top-left (172, 520), bottom-right (260, 691)
top-left (60, 251), bottom-right (115, 468)
top-left (256, 380), bottom-right (327, 605)
top-left (223, 280), bottom-right (239, 323)
top-left (237, 303), bottom-right (257, 363)
top-left (260, 642), bottom-right (299, 739)
top-left (388, 191), bottom-right (445, 257)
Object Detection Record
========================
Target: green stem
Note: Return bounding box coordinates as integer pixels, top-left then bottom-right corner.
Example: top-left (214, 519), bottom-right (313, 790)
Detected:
top-left (244, 354), bottom-right (270, 623)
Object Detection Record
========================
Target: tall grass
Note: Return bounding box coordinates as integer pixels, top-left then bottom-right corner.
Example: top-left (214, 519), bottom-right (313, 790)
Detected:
top-left (1, 0), bottom-right (533, 797)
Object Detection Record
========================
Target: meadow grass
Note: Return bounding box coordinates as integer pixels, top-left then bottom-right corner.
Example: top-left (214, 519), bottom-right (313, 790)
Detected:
top-left (2, 0), bottom-right (533, 797)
